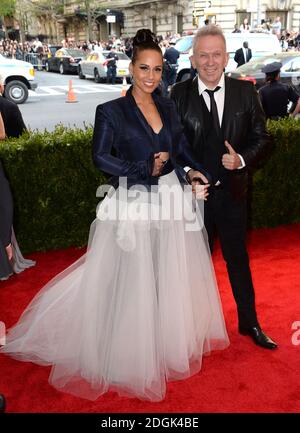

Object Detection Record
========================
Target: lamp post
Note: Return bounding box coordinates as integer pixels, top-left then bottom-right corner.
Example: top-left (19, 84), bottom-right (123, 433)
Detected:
top-left (107, 9), bottom-right (110, 38)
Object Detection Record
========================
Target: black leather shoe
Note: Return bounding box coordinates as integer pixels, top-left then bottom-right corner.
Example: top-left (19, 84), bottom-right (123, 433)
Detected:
top-left (239, 326), bottom-right (278, 349)
top-left (0, 394), bottom-right (6, 413)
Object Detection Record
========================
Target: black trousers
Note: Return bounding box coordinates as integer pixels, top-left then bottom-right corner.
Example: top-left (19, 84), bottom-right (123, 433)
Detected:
top-left (107, 66), bottom-right (117, 84)
top-left (204, 188), bottom-right (259, 329)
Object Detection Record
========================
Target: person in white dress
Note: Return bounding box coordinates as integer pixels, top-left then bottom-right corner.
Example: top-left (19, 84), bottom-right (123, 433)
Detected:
top-left (0, 29), bottom-right (229, 402)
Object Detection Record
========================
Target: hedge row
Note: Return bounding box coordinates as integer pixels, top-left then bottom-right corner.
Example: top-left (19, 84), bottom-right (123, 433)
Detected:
top-left (0, 119), bottom-right (299, 253)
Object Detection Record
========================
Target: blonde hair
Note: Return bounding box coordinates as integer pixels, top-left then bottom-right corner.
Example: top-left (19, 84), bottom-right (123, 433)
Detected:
top-left (192, 24), bottom-right (226, 53)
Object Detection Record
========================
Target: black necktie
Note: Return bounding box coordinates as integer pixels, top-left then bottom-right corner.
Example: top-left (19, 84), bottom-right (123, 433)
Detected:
top-left (205, 86), bottom-right (221, 136)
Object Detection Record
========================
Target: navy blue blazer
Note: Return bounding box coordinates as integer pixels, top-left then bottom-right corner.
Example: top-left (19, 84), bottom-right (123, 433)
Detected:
top-left (92, 86), bottom-right (210, 188)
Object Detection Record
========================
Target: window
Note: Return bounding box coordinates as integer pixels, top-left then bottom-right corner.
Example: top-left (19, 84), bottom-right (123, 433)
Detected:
top-left (151, 17), bottom-right (157, 35)
top-left (290, 59), bottom-right (300, 72)
top-left (176, 15), bottom-right (183, 35)
top-left (235, 10), bottom-right (251, 27)
top-left (265, 11), bottom-right (287, 31)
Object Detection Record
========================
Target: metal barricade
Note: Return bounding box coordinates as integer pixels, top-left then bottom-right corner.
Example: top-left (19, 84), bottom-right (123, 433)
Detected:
top-left (23, 53), bottom-right (46, 70)
top-left (24, 53), bottom-right (38, 67)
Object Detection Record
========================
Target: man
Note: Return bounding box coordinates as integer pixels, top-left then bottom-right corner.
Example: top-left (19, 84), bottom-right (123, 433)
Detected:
top-left (259, 61), bottom-right (300, 119)
top-left (0, 158), bottom-right (13, 280)
top-left (163, 39), bottom-right (180, 91)
top-left (234, 41), bottom-right (252, 67)
top-left (171, 25), bottom-right (277, 349)
top-left (0, 394), bottom-right (6, 413)
top-left (106, 45), bottom-right (119, 85)
top-left (0, 74), bottom-right (29, 280)
top-left (0, 75), bottom-right (27, 137)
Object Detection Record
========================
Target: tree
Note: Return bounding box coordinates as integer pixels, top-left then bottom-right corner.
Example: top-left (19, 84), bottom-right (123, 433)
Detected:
top-left (0, 0), bottom-right (16, 17)
top-left (0, 0), bottom-right (16, 38)
top-left (84, 0), bottom-right (92, 42)
top-left (14, 0), bottom-right (64, 43)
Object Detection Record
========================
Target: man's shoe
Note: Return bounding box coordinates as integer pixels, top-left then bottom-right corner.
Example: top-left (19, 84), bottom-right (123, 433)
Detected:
top-left (0, 394), bottom-right (6, 413)
top-left (239, 325), bottom-right (278, 349)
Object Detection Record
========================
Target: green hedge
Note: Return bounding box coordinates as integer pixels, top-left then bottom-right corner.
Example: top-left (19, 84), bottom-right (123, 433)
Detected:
top-left (0, 119), bottom-right (299, 253)
top-left (0, 125), bottom-right (106, 253)
top-left (250, 117), bottom-right (300, 227)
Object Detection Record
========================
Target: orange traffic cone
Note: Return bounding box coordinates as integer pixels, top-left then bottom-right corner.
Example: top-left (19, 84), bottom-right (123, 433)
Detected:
top-left (121, 76), bottom-right (127, 97)
top-left (66, 80), bottom-right (77, 103)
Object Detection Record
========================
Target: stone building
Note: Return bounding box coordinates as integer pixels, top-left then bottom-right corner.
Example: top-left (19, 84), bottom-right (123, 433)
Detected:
top-left (58, 0), bottom-right (300, 42)
top-left (4, 0), bottom-right (300, 44)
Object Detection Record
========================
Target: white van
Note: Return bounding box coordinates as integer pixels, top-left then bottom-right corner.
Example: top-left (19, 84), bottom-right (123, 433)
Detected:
top-left (175, 32), bottom-right (281, 82)
top-left (0, 54), bottom-right (38, 104)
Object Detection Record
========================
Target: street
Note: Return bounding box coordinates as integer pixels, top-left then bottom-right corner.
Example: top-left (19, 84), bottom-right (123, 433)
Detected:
top-left (18, 71), bottom-right (125, 131)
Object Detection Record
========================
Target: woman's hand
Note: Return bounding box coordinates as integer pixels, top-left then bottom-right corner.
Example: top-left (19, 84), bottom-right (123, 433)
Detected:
top-left (5, 243), bottom-right (13, 261)
top-left (158, 151), bottom-right (169, 163)
top-left (152, 152), bottom-right (169, 176)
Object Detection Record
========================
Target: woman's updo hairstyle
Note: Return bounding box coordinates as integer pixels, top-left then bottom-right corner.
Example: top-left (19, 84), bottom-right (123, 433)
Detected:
top-left (132, 29), bottom-right (163, 64)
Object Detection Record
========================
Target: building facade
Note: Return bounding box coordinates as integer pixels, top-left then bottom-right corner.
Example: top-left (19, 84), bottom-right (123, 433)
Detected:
top-left (4, 0), bottom-right (300, 43)
top-left (59, 0), bottom-right (300, 42)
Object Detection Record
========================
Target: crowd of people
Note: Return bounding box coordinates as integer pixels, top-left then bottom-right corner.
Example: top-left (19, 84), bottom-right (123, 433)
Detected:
top-left (233, 16), bottom-right (300, 51)
top-left (1, 17), bottom-right (299, 63)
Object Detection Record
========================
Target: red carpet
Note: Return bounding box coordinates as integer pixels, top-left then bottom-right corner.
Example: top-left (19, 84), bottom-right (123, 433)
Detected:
top-left (0, 224), bottom-right (300, 413)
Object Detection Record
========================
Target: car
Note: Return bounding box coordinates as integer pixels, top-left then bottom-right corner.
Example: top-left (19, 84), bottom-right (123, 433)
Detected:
top-left (0, 54), bottom-right (38, 104)
top-left (228, 52), bottom-right (300, 91)
top-left (174, 32), bottom-right (281, 82)
top-left (78, 50), bottom-right (130, 83)
top-left (47, 45), bottom-right (63, 58)
top-left (45, 48), bottom-right (87, 74)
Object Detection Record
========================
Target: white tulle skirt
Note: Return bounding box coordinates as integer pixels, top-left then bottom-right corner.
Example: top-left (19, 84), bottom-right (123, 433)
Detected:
top-left (0, 171), bottom-right (229, 401)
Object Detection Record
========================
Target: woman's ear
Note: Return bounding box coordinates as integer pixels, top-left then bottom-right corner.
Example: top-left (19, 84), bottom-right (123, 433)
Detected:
top-left (129, 62), bottom-right (133, 76)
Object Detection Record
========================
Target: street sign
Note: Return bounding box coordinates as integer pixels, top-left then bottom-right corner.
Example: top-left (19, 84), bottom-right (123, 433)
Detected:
top-left (106, 15), bottom-right (116, 23)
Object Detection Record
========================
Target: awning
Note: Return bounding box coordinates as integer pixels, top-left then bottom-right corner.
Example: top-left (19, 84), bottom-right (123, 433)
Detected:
top-left (74, 7), bottom-right (124, 25)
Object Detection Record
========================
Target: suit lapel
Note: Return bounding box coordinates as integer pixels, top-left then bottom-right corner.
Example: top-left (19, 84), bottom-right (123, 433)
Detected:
top-left (221, 76), bottom-right (233, 139)
top-left (189, 77), bottom-right (205, 131)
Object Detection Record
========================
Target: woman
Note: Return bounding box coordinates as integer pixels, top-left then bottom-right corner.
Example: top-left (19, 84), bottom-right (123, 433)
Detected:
top-left (0, 112), bottom-right (35, 281)
top-left (0, 30), bottom-right (229, 402)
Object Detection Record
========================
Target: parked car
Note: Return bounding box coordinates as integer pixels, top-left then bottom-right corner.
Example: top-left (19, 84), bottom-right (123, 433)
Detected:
top-left (45, 48), bottom-right (87, 74)
top-left (0, 54), bottom-right (38, 104)
top-left (47, 45), bottom-right (63, 58)
top-left (78, 50), bottom-right (130, 83)
top-left (228, 52), bottom-right (300, 91)
top-left (174, 32), bottom-right (281, 82)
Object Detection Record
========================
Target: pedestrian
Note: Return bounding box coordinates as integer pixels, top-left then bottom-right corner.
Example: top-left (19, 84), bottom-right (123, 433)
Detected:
top-left (234, 41), bottom-right (252, 67)
top-left (106, 45), bottom-right (119, 85)
top-left (259, 61), bottom-right (300, 119)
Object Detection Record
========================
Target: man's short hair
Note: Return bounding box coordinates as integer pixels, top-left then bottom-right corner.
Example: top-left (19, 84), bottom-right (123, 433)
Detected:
top-left (192, 24), bottom-right (226, 53)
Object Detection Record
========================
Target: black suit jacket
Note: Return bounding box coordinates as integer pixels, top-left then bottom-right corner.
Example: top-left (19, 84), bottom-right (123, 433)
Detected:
top-left (0, 96), bottom-right (26, 138)
top-left (170, 76), bottom-right (270, 199)
top-left (234, 47), bottom-right (252, 67)
top-left (93, 86), bottom-right (210, 188)
top-left (0, 161), bottom-right (13, 247)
